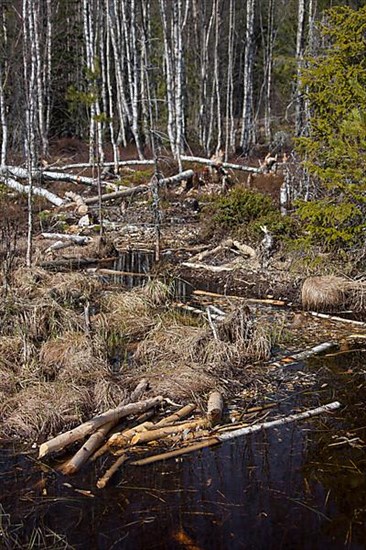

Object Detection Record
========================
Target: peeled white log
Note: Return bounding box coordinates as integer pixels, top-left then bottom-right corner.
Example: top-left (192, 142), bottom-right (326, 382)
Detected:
top-left (218, 401), bottom-right (341, 441)
top-left (181, 155), bottom-right (262, 174)
top-left (41, 233), bottom-right (92, 244)
top-left (131, 402), bottom-right (341, 467)
top-left (45, 240), bottom-right (73, 254)
top-left (82, 170), bottom-right (195, 205)
top-left (0, 175), bottom-right (64, 206)
top-left (0, 165), bottom-right (110, 187)
top-left (269, 341), bottom-right (336, 368)
top-left (38, 396), bottom-right (163, 458)
top-left (60, 159), bottom-right (156, 170)
top-left (308, 311), bottom-right (366, 327)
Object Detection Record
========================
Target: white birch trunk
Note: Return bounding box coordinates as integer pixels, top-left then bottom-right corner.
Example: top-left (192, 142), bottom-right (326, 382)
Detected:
top-left (295, 0), bottom-right (306, 137)
top-left (240, 0), bottom-right (255, 154)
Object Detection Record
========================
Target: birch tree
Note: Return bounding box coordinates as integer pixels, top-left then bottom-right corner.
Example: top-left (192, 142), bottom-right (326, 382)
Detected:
top-left (240, 0), bottom-right (256, 154)
top-left (295, 0), bottom-right (306, 136)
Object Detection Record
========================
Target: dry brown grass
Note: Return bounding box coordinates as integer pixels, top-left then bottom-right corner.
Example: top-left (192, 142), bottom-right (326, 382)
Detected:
top-left (2, 382), bottom-right (93, 438)
top-left (0, 336), bottom-right (24, 369)
top-left (97, 285), bottom-right (162, 341)
top-left (302, 276), bottom-right (366, 313)
top-left (133, 305), bottom-right (271, 400)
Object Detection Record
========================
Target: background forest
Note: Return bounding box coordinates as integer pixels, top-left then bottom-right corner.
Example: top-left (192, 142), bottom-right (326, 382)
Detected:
top-left (0, 0), bottom-right (365, 252)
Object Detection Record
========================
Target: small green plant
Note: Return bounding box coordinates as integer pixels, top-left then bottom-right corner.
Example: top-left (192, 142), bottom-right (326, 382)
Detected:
top-left (203, 187), bottom-right (298, 242)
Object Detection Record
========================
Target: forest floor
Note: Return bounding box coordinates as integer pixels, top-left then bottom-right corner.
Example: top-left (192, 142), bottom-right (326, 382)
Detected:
top-left (1, 139), bottom-right (366, 445)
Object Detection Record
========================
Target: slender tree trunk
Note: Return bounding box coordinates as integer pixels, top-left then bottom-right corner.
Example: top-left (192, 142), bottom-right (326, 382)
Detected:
top-left (264, 0), bottom-right (274, 143)
top-left (295, 0), bottom-right (306, 137)
top-left (240, 0), bottom-right (255, 154)
top-left (225, 0), bottom-right (235, 161)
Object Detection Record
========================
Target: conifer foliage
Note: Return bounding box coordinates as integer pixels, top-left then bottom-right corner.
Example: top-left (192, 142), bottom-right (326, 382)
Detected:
top-left (297, 6), bottom-right (366, 249)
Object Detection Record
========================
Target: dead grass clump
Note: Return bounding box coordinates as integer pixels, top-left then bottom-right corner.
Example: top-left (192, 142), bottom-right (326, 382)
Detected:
top-left (42, 272), bottom-right (102, 306)
top-left (10, 267), bottom-right (52, 297)
top-left (3, 382), bottom-right (93, 439)
top-left (302, 276), bottom-right (366, 313)
top-left (133, 305), bottom-right (271, 400)
top-left (346, 280), bottom-right (366, 313)
top-left (39, 330), bottom-right (110, 386)
top-left (93, 378), bottom-right (128, 412)
top-left (302, 276), bottom-right (346, 312)
top-left (0, 336), bottom-right (24, 369)
top-left (0, 368), bottom-right (18, 403)
top-left (98, 288), bottom-right (157, 341)
top-left (142, 280), bottom-right (172, 306)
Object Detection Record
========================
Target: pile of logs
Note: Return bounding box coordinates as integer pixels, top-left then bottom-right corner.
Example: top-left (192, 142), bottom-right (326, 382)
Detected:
top-left (38, 378), bottom-right (340, 490)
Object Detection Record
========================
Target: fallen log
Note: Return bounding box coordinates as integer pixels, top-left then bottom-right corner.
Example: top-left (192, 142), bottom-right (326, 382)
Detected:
top-left (38, 396), bottom-right (163, 459)
top-left (0, 165), bottom-right (111, 187)
top-left (41, 233), bottom-right (92, 245)
top-left (308, 311), bottom-right (366, 327)
top-left (207, 392), bottom-right (224, 425)
top-left (218, 401), bottom-right (341, 441)
top-left (65, 191), bottom-right (88, 215)
top-left (131, 401), bottom-right (341, 467)
top-left (269, 341), bottom-right (336, 368)
top-left (192, 290), bottom-right (286, 306)
top-left (131, 438), bottom-right (219, 466)
top-left (39, 257), bottom-right (117, 270)
top-left (45, 240), bottom-right (74, 254)
top-left (181, 155), bottom-right (262, 174)
top-left (108, 404), bottom-right (197, 448)
top-left (90, 410), bottom-right (155, 462)
top-left (97, 454), bottom-right (128, 489)
top-left (82, 170), bottom-right (194, 205)
top-left (61, 159), bottom-right (156, 170)
top-left (60, 379), bottom-right (149, 475)
top-left (130, 418), bottom-right (207, 446)
top-left (0, 175), bottom-right (64, 206)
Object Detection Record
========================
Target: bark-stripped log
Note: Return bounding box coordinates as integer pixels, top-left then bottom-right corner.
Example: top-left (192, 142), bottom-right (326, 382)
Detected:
top-left (181, 155), bottom-right (262, 174)
top-left (41, 233), bottom-right (92, 244)
top-left (82, 170), bottom-right (194, 205)
top-left (38, 396), bottom-right (163, 458)
top-left (1, 175), bottom-right (64, 206)
top-left (97, 454), bottom-right (128, 489)
top-left (207, 392), bottom-right (223, 425)
top-left (130, 418), bottom-right (207, 445)
top-left (61, 379), bottom-right (149, 475)
top-left (131, 402), bottom-right (341, 467)
top-left (0, 165), bottom-right (110, 187)
top-left (60, 160), bottom-right (156, 170)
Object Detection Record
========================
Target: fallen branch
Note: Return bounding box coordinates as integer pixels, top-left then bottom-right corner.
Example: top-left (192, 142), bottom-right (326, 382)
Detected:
top-left (0, 165), bottom-right (111, 188)
top-left (182, 261), bottom-right (237, 273)
top-left (308, 311), bottom-right (366, 327)
top-left (45, 241), bottom-right (74, 254)
top-left (181, 155), bottom-right (262, 174)
top-left (61, 159), bottom-right (156, 170)
top-left (269, 341), bottom-right (336, 367)
top-left (218, 401), bottom-right (341, 441)
top-left (131, 438), bottom-right (219, 466)
top-left (60, 379), bottom-right (149, 475)
top-left (130, 418), bottom-right (207, 445)
top-left (82, 170), bottom-right (194, 205)
top-left (38, 396), bottom-right (163, 458)
top-left (1, 175), bottom-right (64, 206)
top-left (131, 401), bottom-right (341, 466)
top-left (90, 410), bottom-right (155, 462)
top-left (41, 233), bottom-right (92, 245)
top-left (97, 454), bottom-right (128, 489)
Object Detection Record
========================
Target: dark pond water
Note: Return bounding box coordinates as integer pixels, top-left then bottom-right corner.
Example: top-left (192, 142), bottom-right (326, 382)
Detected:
top-left (1, 350), bottom-right (366, 549)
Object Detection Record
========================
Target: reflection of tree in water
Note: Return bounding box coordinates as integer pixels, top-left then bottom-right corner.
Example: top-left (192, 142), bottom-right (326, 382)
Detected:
top-left (303, 351), bottom-right (366, 547)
